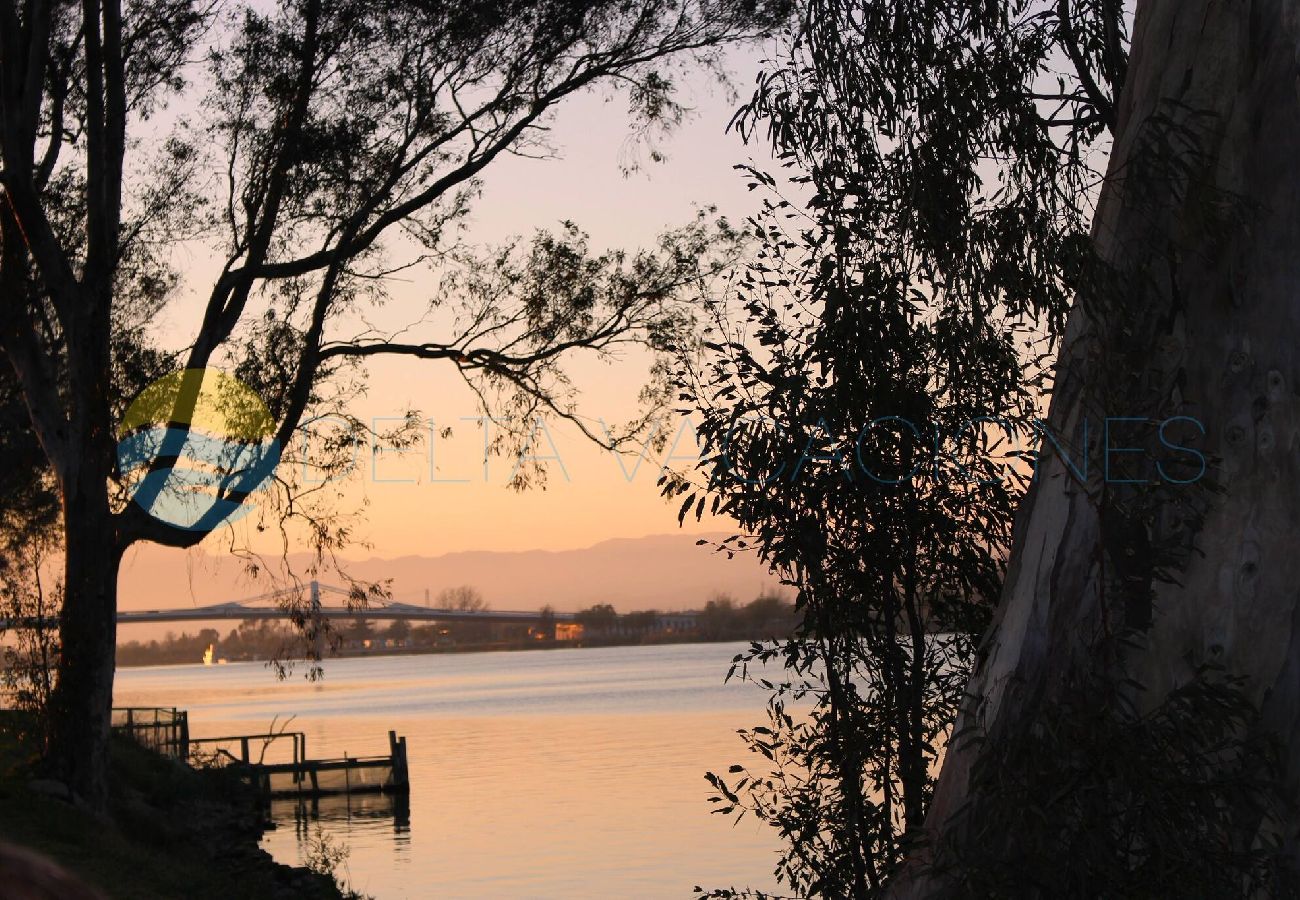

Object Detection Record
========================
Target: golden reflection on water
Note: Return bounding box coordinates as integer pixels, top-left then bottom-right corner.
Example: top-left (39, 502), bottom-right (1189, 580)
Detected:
top-left (115, 643), bottom-right (783, 898)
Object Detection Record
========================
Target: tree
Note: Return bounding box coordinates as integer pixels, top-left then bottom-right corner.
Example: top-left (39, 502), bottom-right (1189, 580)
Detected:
top-left (739, 591), bottom-right (788, 636)
top-left (698, 592), bottom-right (737, 641)
top-left (536, 604), bottom-right (557, 642)
top-left (575, 602), bottom-right (619, 635)
top-left (438, 584), bottom-right (490, 642)
top-left (344, 616), bottom-right (373, 646)
top-left (671, 0), bottom-right (1119, 892)
top-left (624, 608), bottom-right (659, 635)
top-left (216, 618), bottom-right (304, 661)
top-left (0, 364), bottom-right (60, 732)
top-left (0, 0), bottom-right (787, 807)
top-left (0, 506), bottom-right (61, 726)
top-left (906, 2), bottom-right (1300, 894)
top-left (677, 146), bottom-right (1026, 896)
top-left (435, 585), bottom-right (488, 613)
top-left (383, 617), bottom-right (411, 644)
top-left (409, 623), bottom-right (439, 648)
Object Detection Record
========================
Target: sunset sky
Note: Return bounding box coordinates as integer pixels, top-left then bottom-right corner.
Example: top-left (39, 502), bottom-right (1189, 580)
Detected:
top-left (136, 47), bottom-right (769, 568)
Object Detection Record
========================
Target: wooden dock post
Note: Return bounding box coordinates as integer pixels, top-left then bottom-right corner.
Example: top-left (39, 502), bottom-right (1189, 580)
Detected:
top-left (388, 730), bottom-right (409, 789)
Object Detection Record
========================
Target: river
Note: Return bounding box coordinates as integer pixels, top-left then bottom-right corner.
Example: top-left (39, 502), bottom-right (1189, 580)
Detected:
top-left (113, 642), bottom-right (783, 899)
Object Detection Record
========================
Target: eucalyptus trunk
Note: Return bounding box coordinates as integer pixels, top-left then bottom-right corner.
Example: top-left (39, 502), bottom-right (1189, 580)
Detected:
top-left (908, 0), bottom-right (1300, 888)
top-left (44, 282), bottom-right (120, 812)
top-left (46, 477), bottom-right (120, 812)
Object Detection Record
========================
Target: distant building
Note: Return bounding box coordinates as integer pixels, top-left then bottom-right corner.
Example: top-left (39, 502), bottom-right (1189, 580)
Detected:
top-left (655, 612), bottom-right (698, 635)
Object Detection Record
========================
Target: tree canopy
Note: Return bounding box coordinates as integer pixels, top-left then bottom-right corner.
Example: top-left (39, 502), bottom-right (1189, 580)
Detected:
top-left (671, 0), bottom-right (1128, 894)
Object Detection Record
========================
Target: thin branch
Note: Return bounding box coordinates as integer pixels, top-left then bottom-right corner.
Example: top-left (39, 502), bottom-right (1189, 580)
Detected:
top-left (1056, 0), bottom-right (1116, 133)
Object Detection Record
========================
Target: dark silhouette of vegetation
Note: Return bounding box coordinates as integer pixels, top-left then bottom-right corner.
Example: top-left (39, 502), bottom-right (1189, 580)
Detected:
top-left (436, 586), bottom-right (488, 613)
top-left (574, 603), bottom-right (620, 634)
top-left (9, 0), bottom-right (1295, 894)
top-left (673, 3), bottom-right (1299, 898)
top-left (117, 621), bottom-right (311, 667)
top-left (693, 592), bottom-right (793, 642)
top-left (665, 0), bottom-right (1141, 896)
top-left (428, 585), bottom-right (493, 642)
top-left (0, 0), bottom-right (789, 807)
top-left (342, 616), bottom-right (375, 647)
top-left (0, 710), bottom-right (344, 898)
top-left (933, 653), bottom-right (1284, 898)
top-left (383, 618), bottom-right (411, 645)
top-left (0, 367), bottom-right (61, 738)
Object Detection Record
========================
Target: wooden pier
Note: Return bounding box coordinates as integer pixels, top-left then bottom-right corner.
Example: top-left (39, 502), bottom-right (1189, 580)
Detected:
top-left (111, 706), bottom-right (409, 798)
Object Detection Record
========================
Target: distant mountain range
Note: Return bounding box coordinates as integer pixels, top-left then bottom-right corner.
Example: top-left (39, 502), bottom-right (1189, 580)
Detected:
top-left (118, 532), bottom-right (779, 615)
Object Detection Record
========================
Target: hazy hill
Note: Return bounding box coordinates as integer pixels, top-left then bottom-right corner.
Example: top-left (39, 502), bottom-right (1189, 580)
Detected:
top-left (117, 533), bottom-right (777, 615)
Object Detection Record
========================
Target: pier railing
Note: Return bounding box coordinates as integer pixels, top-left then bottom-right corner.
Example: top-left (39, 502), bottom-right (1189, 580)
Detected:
top-left (251, 734), bottom-right (406, 796)
top-left (186, 730), bottom-right (307, 769)
top-left (110, 707), bottom-right (408, 798)
top-left (110, 706), bottom-right (189, 760)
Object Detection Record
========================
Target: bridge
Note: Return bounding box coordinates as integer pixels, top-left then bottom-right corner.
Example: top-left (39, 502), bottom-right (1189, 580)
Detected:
top-left (9, 582), bottom-right (574, 628)
top-left (119, 581), bottom-right (574, 625)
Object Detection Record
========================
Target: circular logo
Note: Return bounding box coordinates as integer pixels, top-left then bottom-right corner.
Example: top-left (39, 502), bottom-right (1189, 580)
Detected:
top-left (117, 368), bottom-right (282, 531)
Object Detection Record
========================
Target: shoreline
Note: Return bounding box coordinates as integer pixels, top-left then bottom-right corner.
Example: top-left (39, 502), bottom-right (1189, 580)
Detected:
top-left (114, 632), bottom-right (766, 670)
top-left (0, 714), bottom-right (345, 899)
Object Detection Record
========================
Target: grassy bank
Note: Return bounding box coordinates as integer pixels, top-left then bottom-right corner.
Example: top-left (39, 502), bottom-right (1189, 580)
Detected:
top-left (0, 713), bottom-right (342, 899)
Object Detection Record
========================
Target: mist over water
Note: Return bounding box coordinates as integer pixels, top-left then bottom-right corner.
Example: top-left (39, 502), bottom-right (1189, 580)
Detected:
top-left (115, 642), bottom-right (782, 898)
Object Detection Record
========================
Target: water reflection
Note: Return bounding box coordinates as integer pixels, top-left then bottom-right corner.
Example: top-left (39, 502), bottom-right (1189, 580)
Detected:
top-left (269, 791), bottom-right (412, 840)
top-left (116, 643), bottom-right (782, 898)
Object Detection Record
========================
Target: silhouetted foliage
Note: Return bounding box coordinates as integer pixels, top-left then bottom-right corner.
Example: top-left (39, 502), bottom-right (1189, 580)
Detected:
top-left (671, 1), bottom-right (1127, 895)
top-left (536, 605), bottom-right (557, 642)
top-left (0, 366), bottom-right (61, 736)
top-left (436, 586), bottom-right (488, 613)
top-left (575, 603), bottom-right (620, 634)
top-left (936, 650), bottom-right (1288, 898)
top-left (0, 0), bottom-right (789, 804)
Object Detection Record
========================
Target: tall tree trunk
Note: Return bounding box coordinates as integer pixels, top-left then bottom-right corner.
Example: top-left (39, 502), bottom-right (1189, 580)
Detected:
top-left (46, 468), bottom-right (120, 812)
top-left (900, 0), bottom-right (1300, 891)
top-left (45, 271), bottom-right (120, 812)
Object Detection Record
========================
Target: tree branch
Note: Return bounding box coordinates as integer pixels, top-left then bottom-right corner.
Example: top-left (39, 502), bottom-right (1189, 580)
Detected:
top-left (0, 201), bottom-right (71, 467)
top-left (188, 0), bottom-right (324, 368)
top-left (1057, 0), bottom-right (1116, 133)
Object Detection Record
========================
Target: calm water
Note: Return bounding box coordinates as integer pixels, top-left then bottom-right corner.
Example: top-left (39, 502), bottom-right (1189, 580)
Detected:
top-left (114, 643), bottom-right (783, 898)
